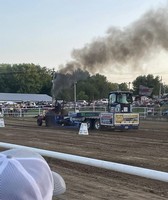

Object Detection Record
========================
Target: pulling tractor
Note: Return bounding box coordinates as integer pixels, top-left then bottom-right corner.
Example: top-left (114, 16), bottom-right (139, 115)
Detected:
top-left (37, 91), bottom-right (139, 130)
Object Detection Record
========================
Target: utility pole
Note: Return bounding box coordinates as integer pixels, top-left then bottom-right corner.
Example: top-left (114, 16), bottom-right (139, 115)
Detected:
top-left (52, 69), bottom-right (56, 104)
top-left (74, 82), bottom-right (77, 112)
top-left (159, 76), bottom-right (162, 98)
top-left (128, 82), bottom-right (131, 91)
top-left (163, 82), bottom-right (166, 95)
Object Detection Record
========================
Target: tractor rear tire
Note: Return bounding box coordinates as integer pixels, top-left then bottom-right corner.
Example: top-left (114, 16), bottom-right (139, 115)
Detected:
top-left (37, 118), bottom-right (43, 126)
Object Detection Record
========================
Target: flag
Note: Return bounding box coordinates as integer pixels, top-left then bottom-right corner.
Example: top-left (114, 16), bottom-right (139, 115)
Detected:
top-left (139, 85), bottom-right (153, 96)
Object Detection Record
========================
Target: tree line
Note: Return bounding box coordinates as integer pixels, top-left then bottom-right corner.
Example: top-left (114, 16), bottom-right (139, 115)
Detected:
top-left (0, 64), bottom-right (167, 102)
top-left (0, 64), bottom-right (52, 95)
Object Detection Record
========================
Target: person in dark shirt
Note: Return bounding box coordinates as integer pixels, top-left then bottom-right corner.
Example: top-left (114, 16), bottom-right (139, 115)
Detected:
top-left (55, 99), bottom-right (61, 114)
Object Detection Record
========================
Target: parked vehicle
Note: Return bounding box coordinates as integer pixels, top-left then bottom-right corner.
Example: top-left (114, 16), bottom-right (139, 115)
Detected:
top-left (162, 110), bottom-right (168, 116)
top-left (76, 100), bottom-right (88, 106)
top-left (100, 98), bottom-right (108, 104)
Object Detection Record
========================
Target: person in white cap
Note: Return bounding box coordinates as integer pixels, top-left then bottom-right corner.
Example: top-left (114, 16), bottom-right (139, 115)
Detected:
top-left (0, 148), bottom-right (66, 199)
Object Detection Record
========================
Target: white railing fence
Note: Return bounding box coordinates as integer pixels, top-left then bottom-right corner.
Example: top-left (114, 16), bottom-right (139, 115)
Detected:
top-left (0, 142), bottom-right (167, 183)
top-left (1, 106), bottom-right (167, 119)
top-left (2, 107), bottom-right (42, 117)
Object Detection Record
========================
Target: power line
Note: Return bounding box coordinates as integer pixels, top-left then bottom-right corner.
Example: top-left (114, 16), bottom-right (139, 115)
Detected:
top-left (0, 71), bottom-right (25, 75)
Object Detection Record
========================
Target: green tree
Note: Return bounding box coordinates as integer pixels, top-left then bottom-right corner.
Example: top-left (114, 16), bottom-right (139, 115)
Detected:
top-left (77, 91), bottom-right (88, 100)
top-left (89, 74), bottom-right (109, 99)
top-left (108, 82), bottom-right (119, 91)
top-left (119, 83), bottom-right (129, 91)
top-left (76, 74), bottom-right (129, 102)
top-left (0, 64), bottom-right (52, 95)
top-left (0, 64), bottom-right (15, 92)
top-left (163, 84), bottom-right (168, 94)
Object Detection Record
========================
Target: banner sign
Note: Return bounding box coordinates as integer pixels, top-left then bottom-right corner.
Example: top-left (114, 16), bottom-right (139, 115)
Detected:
top-left (139, 85), bottom-right (153, 96)
top-left (114, 113), bottom-right (139, 125)
top-left (100, 113), bottom-right (113, 126)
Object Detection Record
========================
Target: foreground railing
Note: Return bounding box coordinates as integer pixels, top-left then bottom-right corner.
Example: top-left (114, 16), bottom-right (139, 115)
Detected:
top-left (0, 142), bottom-right (167, 183)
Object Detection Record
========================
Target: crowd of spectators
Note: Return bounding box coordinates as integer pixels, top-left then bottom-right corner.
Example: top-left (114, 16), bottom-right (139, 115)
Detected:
top-left (133, 94), bottom-right (168, 107)
top-left (0, 102), bottom-right (28, 117)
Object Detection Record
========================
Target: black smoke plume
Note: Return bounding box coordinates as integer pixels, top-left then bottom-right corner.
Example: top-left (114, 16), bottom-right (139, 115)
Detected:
top-left (52, 67), bottom-right (89, 98)
top-left (72, 7), bottom-right (168, 71)
top-left (53, 6), bottom-right (168, 98)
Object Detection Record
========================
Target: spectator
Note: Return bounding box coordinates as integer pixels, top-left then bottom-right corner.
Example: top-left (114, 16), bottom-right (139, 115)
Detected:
top-left (55, 99), bottom-right (61, 114)
top-left (9, 106), bottom-right (14, 116)
top-left (0, 148), bottom-right (66, 199)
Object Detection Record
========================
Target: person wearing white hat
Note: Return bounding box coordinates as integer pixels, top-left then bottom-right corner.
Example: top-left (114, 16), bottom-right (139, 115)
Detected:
top-left (0, 148), bottom-right (66, 199)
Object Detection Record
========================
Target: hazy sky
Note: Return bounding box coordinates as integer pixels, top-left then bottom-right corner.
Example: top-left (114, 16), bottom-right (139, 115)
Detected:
top-left (0, 0), bottom-right (168, 84)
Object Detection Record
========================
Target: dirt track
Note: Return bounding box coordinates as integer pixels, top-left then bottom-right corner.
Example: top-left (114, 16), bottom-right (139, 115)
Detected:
top-left (0, 117), bottom-right (168, 200)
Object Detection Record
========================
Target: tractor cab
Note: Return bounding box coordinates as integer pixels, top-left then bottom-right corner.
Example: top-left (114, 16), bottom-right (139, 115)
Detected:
top-left (108, 91), bottom-right (133, 113)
